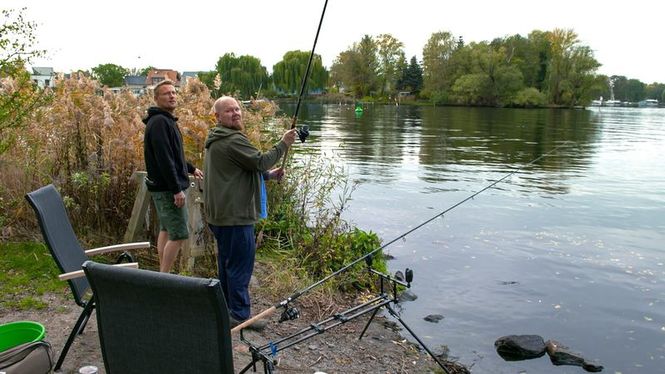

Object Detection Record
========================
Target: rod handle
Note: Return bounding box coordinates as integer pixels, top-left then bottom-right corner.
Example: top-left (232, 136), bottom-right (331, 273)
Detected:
top-left (231, 306), bottom-right (277, 333)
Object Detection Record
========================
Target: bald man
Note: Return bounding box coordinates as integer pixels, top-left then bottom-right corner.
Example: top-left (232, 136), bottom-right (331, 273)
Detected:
top-left (203, 96), bottom-right (296, 329)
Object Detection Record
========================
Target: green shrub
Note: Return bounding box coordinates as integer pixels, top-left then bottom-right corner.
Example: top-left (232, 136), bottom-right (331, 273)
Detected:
top-left (511, 88), bottom-right (547, 108)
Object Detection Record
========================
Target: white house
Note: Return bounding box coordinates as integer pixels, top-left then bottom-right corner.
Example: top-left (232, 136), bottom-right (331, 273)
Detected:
top-left (30, 67), bottom-right (56, 88)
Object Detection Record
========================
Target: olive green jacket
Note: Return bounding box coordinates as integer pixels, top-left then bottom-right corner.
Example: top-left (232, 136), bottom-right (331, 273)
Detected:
top-left (203, 125), bottom-right (287, 226)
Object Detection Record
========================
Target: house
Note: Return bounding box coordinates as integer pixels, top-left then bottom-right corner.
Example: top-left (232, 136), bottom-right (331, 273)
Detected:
top-left (30, 67), bottom-right (56, 88)
top-left (124, 75), bottom-right (147, 96)
top-left (181, 71), bottom-right (201, 85)
top-left (145, 69), bottom-right (181, 88)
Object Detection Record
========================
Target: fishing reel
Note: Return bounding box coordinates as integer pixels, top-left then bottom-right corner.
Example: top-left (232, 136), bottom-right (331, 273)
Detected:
top-left (279, 305), bottom-right (300, 322)
top-left (296, 125), bottom-right (310, 143)
top-left (394, 268), bottom-right (414, 286)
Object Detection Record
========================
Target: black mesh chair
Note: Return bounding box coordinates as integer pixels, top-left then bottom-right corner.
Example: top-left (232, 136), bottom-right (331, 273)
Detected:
top-left (82, 261), bottom-right (235, 374)
top-left (25, 184), bottom-right (147, 371)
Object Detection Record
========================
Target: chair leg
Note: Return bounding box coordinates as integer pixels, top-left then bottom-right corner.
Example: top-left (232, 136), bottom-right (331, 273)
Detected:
top-left (54, 299), bottom-right (96, 371)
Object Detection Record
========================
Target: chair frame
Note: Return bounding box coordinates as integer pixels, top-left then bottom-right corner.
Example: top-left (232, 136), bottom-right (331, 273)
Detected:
top-left (25, 184), bottom-right (148, 371)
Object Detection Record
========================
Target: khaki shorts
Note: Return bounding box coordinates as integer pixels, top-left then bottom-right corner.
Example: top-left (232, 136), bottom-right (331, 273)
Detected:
top-left (151, 191), bottom-right (189, 241)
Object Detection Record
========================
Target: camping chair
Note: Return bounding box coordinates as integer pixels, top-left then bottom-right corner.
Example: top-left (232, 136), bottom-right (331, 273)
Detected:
top-left (82, 261), bottom-right (235, 374)
top-left (25, 184), bottom-right (148, 371)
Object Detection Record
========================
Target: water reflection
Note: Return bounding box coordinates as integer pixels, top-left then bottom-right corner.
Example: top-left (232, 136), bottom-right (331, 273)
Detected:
top-left (280, 103), bottom-right (665, 374)
top-left (284, 104), bottom-right (598, 195)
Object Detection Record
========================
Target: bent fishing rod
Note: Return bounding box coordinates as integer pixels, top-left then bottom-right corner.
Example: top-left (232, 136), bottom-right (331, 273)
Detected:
top-left (231, 141), bottom-right (571, 332)
top-left (279, 0), bottom-right (329, 168)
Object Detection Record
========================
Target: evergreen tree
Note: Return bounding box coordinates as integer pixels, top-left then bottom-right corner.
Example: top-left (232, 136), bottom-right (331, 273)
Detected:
top-left (397, 56), bottom-right (423, 94)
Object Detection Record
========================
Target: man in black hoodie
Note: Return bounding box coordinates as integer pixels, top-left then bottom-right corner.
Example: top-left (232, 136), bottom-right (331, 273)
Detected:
top-left (143, 79), bottom-right (203, 273)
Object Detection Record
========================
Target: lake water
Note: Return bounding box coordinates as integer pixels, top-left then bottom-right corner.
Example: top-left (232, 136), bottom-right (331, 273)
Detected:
top-left (281, 103), bottom-right (665, 374)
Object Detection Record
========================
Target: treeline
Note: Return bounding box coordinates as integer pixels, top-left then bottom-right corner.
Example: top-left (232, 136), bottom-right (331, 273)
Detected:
top-left (88, 29), bottom-right (664, 108)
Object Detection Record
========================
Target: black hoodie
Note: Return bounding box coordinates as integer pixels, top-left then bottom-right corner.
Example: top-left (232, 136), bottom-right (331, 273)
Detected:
top-left (143, 107), bottom-right (195, 194)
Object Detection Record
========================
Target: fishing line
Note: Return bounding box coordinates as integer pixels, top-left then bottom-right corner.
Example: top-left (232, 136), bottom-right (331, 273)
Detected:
top-left (289, 141), bottom-right (571, 298)
top-left (234, 141), bottom-right (572, 334)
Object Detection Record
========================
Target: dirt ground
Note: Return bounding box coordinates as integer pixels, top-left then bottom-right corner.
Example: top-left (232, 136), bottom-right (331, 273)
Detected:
top-left (1, 269), bottom-right (468, 374)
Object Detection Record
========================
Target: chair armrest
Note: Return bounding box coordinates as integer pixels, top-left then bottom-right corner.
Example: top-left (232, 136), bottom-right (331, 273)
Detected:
top-left (59, 262), bottom-right (139, 281)
top-left (85, 241), bottom-right (151, 256)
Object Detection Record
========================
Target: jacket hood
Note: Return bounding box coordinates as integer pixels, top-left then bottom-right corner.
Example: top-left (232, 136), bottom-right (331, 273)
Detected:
top-left (142, 106), bottom-right (177, 124)
top-left (205, 125), bottom-right (239, 149)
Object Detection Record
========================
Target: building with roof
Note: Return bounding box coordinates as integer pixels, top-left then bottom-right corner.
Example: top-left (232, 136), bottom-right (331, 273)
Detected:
top-left (30, 67), bottom-right (55, 88)
top-left (124, 75), bottom-right (147, 96)
top-left (145, 69), bottom-right (181, 88)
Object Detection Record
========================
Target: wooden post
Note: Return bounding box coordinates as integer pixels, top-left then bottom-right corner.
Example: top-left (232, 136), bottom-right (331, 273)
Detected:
top-left (124, 172), bottom-right (211, 273)
top-left (124, 171), bottom-right (150, 243)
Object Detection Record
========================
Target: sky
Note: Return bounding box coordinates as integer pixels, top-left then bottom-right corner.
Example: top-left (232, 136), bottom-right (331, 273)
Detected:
top-left (6, 0), bottom-right (665, 84)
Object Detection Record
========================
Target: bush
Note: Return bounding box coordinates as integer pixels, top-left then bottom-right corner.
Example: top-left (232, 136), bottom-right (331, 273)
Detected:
top-left (511, 87), bottom-right (547, 108)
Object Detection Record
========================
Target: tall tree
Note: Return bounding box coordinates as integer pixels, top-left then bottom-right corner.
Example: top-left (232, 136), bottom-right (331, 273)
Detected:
top-left (545, 29), bottom-right (599, 106)
top-left (330, 35), bottom-right (379, 97)
top-left (91, 63), bottom-right (129, 87)
top-left (397, 56), bottom-right (423, 94)
top-left (356, 35), bottom-right (379, 97)
top-left (421, 31), bottom-right (459, 102)
top-left (375, 34), bottom-right (406, 97)
top-left (0, 7), bottom-right (49, 154)
top-left (272, 50), bottom-right (328, 95)
top-left (215, 53), bottom-right (268, 98)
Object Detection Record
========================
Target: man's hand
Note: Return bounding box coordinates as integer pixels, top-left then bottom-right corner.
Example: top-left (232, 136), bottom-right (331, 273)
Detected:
top-left (282, 128), bottom-right (297, 146)
top-left (268, 167), bottom-right (285, 181)
top-left (173, 191), bottom-right (186, 208)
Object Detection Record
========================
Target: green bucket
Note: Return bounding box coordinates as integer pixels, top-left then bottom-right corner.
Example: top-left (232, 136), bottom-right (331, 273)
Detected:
top-left (0, 321), bottom-right (46, 352)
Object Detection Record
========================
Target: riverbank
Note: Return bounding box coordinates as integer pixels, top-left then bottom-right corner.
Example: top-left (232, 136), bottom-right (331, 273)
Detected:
top-left (0, 259), bottom-right (468, 373)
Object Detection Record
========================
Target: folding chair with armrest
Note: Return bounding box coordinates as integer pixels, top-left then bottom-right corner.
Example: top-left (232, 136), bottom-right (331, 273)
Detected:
top-left (25, 184), bottom-right (147, 371)
top-left (82, 261), bottom-right (235, 374)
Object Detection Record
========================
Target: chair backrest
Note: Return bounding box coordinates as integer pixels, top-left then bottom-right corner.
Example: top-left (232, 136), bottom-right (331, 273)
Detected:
top-left (82, 261), bottom-right (234, 374)
top-left (25, 184), bottom-right (90, 306)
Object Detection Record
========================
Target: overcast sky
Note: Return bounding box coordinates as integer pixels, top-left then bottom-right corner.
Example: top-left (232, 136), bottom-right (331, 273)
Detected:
top-left (7, 0), bottom-right (664, 83)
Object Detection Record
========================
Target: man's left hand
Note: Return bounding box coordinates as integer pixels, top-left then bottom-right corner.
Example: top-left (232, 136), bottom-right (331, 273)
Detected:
top-left (268, 167), bottom-right (285, 181)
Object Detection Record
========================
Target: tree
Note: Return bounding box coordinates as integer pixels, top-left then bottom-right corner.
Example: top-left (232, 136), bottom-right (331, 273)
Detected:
top-left (545, 29), bottom-right (600, 106)
top-left (397, 56), bottom-right (423, 94)
top-left (645, 82), bottom-right (665, 102)
top-left (127, 66), bottom-right (154, 77)
top-left (612, 76), bottom-right (646, 102)
top-left (356, 35), bottom-right (380, 97)
top-left (91, 63), bottom-right (129, 87)
top-left (214, 53), bottom-right (268, 98)
top-left (330, 35), bottom-right (379, 98)
top-left (449, 41), bottom-right (523, 106)
top-left (498, 32), bottom-right (549, 92)
top-left (375, 34), bottom-right (406, 97)
top-left (0, 7), bottom-right (49, 154)
top-left (451, 73), bottom-right (491, 105)
top-left (421, 31), bottom-right (459, 102)
top-left (272, 50), bottom-right (328, 95)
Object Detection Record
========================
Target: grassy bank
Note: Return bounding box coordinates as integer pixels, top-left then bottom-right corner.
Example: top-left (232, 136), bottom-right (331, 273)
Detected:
top-left (0, 242), bottom-right (64, 310)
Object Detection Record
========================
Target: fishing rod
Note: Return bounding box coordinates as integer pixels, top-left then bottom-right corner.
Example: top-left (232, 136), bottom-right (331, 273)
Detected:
top-left (279, 0), bottom-right (329, 167)
top-left (232, 141), bottom-right (571, 332)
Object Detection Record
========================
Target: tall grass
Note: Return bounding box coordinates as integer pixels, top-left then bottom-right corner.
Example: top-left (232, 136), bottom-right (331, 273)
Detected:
top-left (0, 74), bottom-right (384, 296)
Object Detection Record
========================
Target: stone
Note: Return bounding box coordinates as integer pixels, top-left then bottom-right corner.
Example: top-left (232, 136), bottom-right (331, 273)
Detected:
top-left (494, 335), bottom-right (546, 361)
top-left (397, 290), bottom-right (418, 302)
top-left (545, 340), bottom-right (585, 367)
top-left (424, 314), bottom-right (444, 323)
top-left (582, 361), bottom-right (604, 372)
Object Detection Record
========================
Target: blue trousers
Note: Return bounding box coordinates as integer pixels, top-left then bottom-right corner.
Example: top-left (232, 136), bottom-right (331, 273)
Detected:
top-left (208, 224), bottom-right (255, 321)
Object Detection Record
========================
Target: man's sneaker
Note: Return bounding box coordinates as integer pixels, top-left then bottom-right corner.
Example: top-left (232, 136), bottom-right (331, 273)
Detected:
top-left (229, 316), bottom-right (268, 332)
